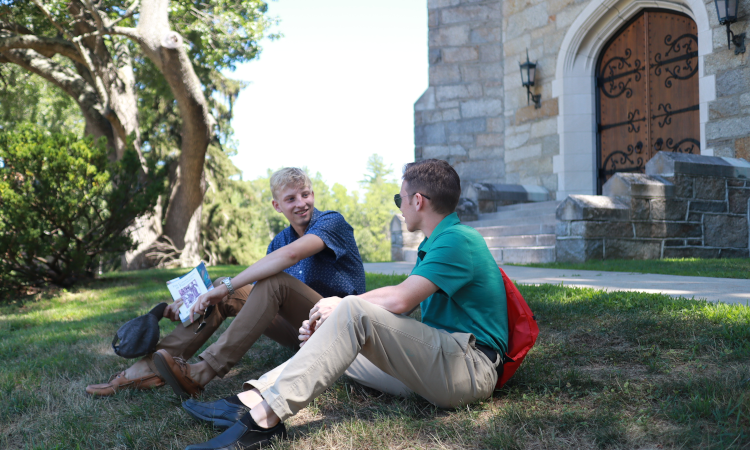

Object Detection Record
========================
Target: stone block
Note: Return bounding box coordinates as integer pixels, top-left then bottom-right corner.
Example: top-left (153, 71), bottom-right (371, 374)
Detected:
top-left (720, 248), bottom-right (750, 258)
top-left (689, 200), bottom-right (728, 213)
top-left (570, 221), bottom-right (634, 238)
top-left (514, 98), bottom-right (558, 125)
top-left (630, 198), bottom-right (650, 220)
top-left (442, 47), bottom-right (479, 63)
top-left (460, 98), bottom-right (503, 118)
top-left (736, 136), bottom-right (750, 162)
top-left (462, 182), bottom-right (550, 204)
top-left (664, 239), bottom-right (685, 247)
top-left (530, 117), bottom-right (557, 138)
top-left (505, 132), bottom-right (529, 149)
top-left (634, 222), bottom-right (702, 239)
top-left (728, 179), bottom-right (745, 187)
top-left (556, 238), bottom-right (603, 262)
top-left (556, 195), bottom-right (630, 221)
top-left (470, 26), bottom-right (502, 44)
top-left (429, 65), bottom-right (462, 85)
top-left (448, 134), bottom-right (475, 144)
top-left (415, 123), bottom-right (447, 145)
top-left (704, 214), bottom-right (749, 248)
top-left (663, 247), bottom-right (721, 258)
top-left (663, 174), bottom-right (694, 199)
top-left (715, 67), bottom-right (750, 97)
top-left (603, 173), bottom-right (675, 198)
top-left (479, 62), bottom-right (504, 81)
top-left (541, 134), bottom-right (560, 156)
top-left (645, 151), bottom-right (750, 179)
top-left (414, 88), bottom-right (436, 112)
top-left (460, 65), bottom-right (481, 82)
top-left (706, 117), bottom-right (750, 140)
top-left (477, 133), bottom-right (503, 147)
top-left (556, 220), bottom-right (570, 237)
top-left (429, 24), bottom-right (471, 47)
top-left (487, 117), bottom-right (504, 133)
top-left (687, 212), bottom-right (703, 222)
top-left (483, 81), bottom-right (504, 98)
top-left (454, 158), bottom-right (505, 183)
top-left (479, 44), bottom-right (503, 63)
top-left (429, 48), bottom-right (442, 64)
top-left (506, 3), bottom-right (548, 40)
top-left (505, 144), bottom-right (541, 162)
top-left (446, 118), bottom-right (487, 135)
top-left (687, 239), bottom-right (702, 246)
top-left (428, 0), bottom-right (460, 8)
top-left (693, 176), bottom-right (726, 200)
top-left (429, 10), bottom-right (439, 27)
top-left (649, 199), bottom-right (688, 221)
top-left (440, 4), bottom-right (502, 25)
top-left (604, 239), bottom-right (661, 260)
top-left (729, 188), bottom-right (750, 214)
top-left (708, 95), bottom-right (740, 120)
top-left (436, 84), bottom-right (481, 102)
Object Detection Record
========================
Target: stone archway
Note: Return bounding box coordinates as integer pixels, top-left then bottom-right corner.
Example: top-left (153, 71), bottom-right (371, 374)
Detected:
top-left (551, 0), bottom-right (714, 197)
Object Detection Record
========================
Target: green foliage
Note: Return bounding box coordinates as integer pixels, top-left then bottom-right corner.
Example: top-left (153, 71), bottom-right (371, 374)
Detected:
top-left (0, 65), bottom-right (84, 135)
top-left (0, 125), bottom-right (165, 295)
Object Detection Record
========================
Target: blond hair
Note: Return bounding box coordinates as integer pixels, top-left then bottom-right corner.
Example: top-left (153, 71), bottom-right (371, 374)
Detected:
top-left (270, 167), bottom-right (312, 199)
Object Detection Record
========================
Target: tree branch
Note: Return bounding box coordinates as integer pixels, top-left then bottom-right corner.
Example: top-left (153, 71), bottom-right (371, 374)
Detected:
top-left (109, 0), bottom-right (140, 27)
top-left (0, 35), bottom-right (84, 64)
top-left (30, 0), bottom-right (71, 39)
top-left (0, 21), bottom-right (34, 35)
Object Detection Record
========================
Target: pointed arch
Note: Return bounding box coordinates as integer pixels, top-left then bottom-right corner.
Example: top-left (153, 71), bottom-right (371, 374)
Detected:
top-left (551, 0), bottom-right (714, 197)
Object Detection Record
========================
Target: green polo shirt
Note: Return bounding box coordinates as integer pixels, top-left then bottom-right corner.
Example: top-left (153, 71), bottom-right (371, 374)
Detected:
top-left (411, 212), bottom-right (508, 354)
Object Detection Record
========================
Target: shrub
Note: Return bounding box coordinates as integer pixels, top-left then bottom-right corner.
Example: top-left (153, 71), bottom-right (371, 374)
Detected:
top-left (0, 125), bottom-right (164, 297)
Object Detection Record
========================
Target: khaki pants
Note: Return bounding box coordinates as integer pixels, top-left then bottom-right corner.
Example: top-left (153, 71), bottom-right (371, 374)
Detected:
top-left (245, 296), bottom-right (499, 421)
top-left (145, 272), bottom-right (322, 377)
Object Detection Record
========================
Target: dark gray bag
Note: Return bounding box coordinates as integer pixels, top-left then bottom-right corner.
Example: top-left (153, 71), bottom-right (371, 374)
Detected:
top-left (112, 303), bottom-right (168, 358)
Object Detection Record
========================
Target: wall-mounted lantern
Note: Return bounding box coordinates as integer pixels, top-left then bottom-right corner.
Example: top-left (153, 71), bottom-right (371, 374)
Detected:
top-left (519, 50), bottom-right (541, 109)
top-left (714, 0), bottom-right (746, 54)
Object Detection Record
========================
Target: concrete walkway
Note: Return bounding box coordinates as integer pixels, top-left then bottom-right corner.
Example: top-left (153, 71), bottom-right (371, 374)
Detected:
top-left (363, 262), bottom-right (750, 306)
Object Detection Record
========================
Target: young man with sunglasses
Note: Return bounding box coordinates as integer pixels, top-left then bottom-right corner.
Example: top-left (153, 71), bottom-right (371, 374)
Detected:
top-left (86, 168), bottom-right (365, 399)
top-left (181, 159), bottom-right (509, 450)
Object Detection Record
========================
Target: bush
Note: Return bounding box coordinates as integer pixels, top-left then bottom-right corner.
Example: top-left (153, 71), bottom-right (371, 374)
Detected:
top-left (0, 125), bottom-right (164, 297)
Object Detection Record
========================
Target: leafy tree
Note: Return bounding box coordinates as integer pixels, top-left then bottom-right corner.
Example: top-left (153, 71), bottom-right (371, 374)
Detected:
top-left (353, 155), bottom-right (400, 262)
top-left (0, 0), bottom-right (273, 268)
top-left (0, 64), bottom-right (84, 134)
top-left (0, 125), bottom-right (164, 297)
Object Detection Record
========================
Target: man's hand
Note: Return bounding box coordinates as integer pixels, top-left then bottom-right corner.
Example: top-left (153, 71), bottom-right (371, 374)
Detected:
top-left (189, 287), bottom-right (227, 321)
top-left (308, 296), bottom-right (343, 329)
top-left (164, 300), bottom-right (183, 322)
top-left (298, 319), bottom-right (317, 347)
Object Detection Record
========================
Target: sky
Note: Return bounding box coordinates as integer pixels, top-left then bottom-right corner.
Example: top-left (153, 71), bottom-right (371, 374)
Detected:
top-left (229, 0), bottom-right (428, 192)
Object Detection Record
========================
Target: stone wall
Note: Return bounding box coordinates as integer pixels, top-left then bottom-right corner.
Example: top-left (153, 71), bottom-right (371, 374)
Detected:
top-left (414, 0), bottom-right (505, 185)
top-left (556, 152), bottom-right (750, 261)
top-left (390, 215), bottom-right (425, 263)
top-left (703, 0), bottom-right (750, 160)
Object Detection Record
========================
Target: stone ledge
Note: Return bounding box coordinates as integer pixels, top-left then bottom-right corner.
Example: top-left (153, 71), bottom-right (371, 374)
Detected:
top-left (556, 195), bottom-right (630, 221)
top-left (646, 151), bottom-right (750, 179)
top-left (603, 173), bottom-right (675, 198)
top-left (463, 183), bottom-right (550, 212)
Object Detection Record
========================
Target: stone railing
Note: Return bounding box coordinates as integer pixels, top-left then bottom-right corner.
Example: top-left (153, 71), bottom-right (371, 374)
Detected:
top-left (556, 152), bottom-right (750, 262)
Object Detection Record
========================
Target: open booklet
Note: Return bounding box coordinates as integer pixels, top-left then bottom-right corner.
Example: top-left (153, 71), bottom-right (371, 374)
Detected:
top-left (166, 262), bottom-right (214, 327)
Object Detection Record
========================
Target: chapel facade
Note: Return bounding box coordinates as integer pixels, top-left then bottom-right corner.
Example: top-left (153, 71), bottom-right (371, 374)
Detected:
top-left (414, 0), bottom-right (750, 200)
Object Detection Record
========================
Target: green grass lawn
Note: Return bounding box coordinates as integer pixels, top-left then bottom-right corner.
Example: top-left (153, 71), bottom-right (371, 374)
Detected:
top-left (515, 257), bottom-right (750, 279)
top-left (1, 266), bottom-right (749, 449)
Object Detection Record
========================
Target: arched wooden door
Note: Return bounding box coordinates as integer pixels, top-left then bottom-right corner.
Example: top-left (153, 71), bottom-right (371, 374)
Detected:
top-left (596, 10), bottom-right (699, 193)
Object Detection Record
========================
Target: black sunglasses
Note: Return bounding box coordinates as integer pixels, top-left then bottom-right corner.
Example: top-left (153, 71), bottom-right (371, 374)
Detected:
top-left (194, 304), bottom-right (215, 334)
top-left (394, 192), bottom-right (430, 208)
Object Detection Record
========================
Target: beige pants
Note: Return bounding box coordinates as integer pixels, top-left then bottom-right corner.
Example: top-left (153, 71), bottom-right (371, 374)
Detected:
top-left (245, 295), bottom-right (499, 421)
top-left (145, 272), bottom-right (322, 377)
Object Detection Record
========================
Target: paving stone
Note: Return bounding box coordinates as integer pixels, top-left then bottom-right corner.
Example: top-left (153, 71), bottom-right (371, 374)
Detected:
top-left (704, 214), bottom-right (749, 248)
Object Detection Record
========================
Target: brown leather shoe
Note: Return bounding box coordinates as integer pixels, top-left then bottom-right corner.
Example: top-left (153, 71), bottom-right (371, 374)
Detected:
top-left (152, 349), bottom-right (204, 400)
top-left (85, 371), bottom-right (165, 397)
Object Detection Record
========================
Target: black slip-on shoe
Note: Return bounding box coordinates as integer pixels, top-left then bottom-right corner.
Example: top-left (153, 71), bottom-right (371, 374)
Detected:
top-left (183, 398), bottom-right (250, 430)
top-left (185, 412), bottom-right (287, 450)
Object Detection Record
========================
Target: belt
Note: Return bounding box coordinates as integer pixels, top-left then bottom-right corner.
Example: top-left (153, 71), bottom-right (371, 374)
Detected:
top-left (476, 343), bottom-right (505, 380)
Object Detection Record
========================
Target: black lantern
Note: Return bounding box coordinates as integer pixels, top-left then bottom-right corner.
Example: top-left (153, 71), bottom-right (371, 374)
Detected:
top-left (519, 50), bottom-right (541, 109)
top-left (714, 0), bottom-right (746, 54)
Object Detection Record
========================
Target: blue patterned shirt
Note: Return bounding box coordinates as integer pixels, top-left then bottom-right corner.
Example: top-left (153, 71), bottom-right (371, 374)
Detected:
top-left (267, 209), bottom-right (366, 298)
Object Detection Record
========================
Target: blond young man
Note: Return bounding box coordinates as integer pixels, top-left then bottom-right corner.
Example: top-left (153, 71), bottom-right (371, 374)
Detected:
top-left (86, 168), bottom-right (365, 399)
top-left (183, 159), bottom-right (509, 450)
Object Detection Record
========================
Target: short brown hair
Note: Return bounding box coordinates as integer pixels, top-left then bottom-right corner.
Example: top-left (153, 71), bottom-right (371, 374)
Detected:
top-left (402, 159), bottom-right (461, 215)
top-left (270, 167), bottom-right (312, 200)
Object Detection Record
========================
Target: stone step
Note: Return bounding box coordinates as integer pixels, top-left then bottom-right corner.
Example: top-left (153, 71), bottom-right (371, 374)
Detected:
top-left (483, 234), bottom-right (556, 248)
top-left (464, 213), bottom-right (557, 228)
top-left (474, 223), bottom-right (556, 238)
top-left (488, 246), bottom-right (556, 264)
top-left (476, 205), bottom-right (559, 222)
top-left (487, 200), bottom-right (561, 213)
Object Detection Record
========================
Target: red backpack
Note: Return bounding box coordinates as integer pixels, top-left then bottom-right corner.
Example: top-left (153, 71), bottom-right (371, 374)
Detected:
top-left (496, 267), bottom-right (539, 389)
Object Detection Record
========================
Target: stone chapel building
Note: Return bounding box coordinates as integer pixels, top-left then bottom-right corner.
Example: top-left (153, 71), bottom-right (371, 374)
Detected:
top-left (392, 0), bottom-right (750, 263)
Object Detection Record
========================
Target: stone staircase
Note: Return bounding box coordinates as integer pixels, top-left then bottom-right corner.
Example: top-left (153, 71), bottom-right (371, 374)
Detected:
top-left (462, 200), bottom-right (560, 263)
